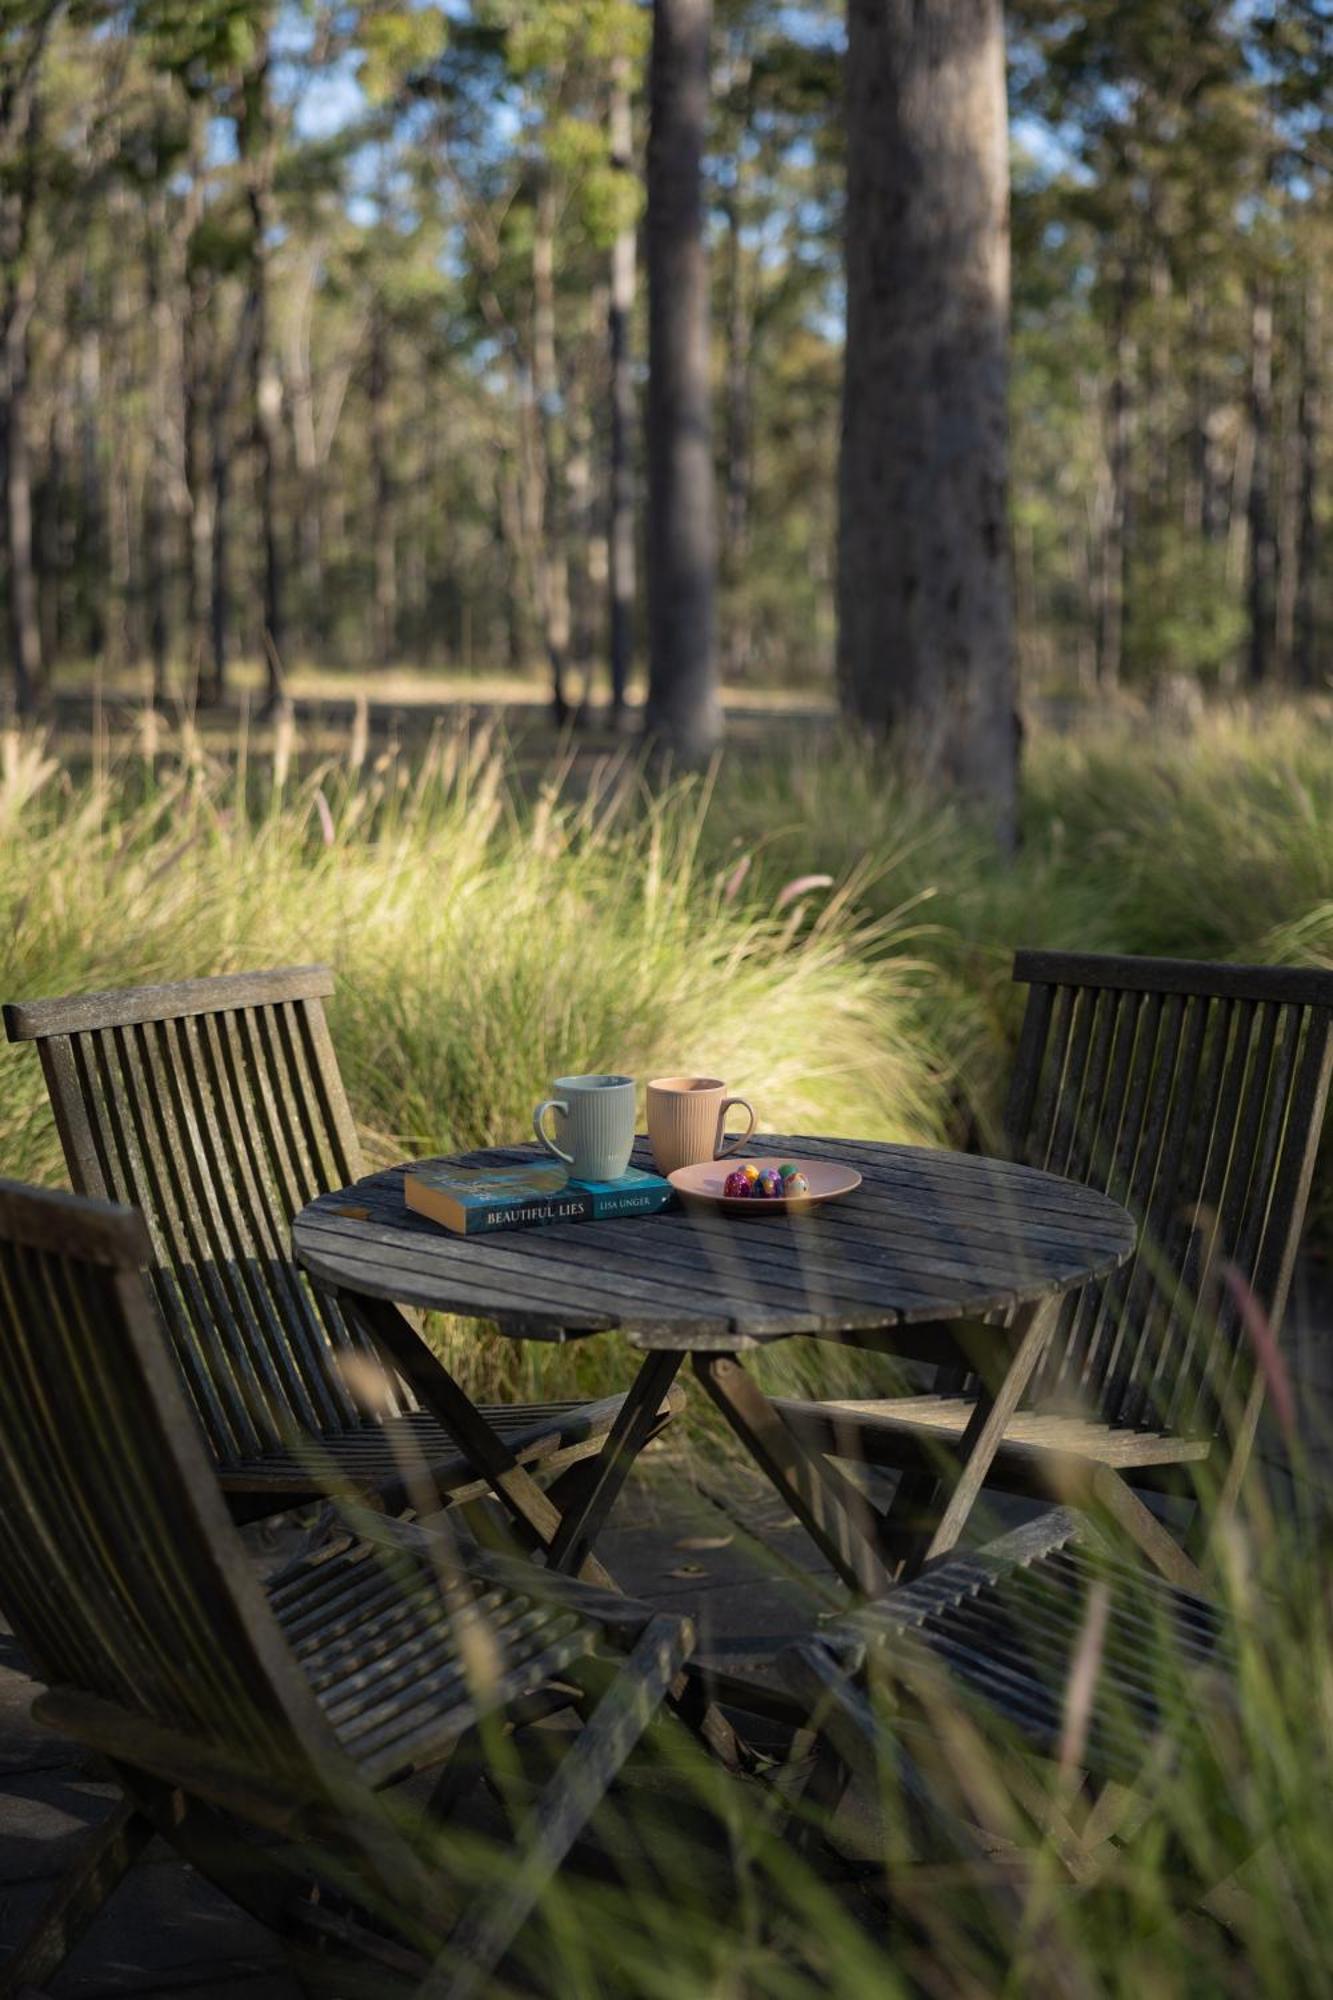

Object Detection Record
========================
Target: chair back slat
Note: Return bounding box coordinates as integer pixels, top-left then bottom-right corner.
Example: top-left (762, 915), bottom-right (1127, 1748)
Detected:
top-left (0, 1180), bottom-right (334, 1766)
top-left (1006, 953), bottom-right (1333, 1439)
top-left (5, 969), bottom-right (391, 1466)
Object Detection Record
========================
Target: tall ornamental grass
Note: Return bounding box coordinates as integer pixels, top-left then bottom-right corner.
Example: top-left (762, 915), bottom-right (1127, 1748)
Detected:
top-left (0, 719), bottom-right (945, 1402)
top-left (714, 701), bottom-right (1333, 1152)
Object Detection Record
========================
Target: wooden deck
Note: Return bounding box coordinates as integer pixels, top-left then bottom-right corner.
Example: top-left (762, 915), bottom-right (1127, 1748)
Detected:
top-left (1, 1258), bottom-right (1329, 1996)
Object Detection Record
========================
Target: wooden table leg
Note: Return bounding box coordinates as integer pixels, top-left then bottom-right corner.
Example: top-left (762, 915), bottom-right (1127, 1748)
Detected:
top-left (337, 1291), bottom-right (614, 1585)
top-left (692, 1351), bottom-right (895, 1598)
top-left (546, 1349), bottom-right (684, 1574)
top-left (914, 1293), bottom-right (1061, 1572)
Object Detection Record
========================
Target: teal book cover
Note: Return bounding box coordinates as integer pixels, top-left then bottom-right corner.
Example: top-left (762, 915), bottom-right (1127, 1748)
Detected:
top-left (404, 1160), bottom-right (673, 1235)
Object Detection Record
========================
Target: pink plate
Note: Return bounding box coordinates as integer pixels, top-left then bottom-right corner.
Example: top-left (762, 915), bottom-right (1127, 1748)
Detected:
top-left (668, 1155), bottom-right (862, 1216)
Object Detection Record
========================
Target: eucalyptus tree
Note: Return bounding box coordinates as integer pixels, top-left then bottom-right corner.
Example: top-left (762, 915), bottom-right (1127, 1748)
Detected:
top-left (839, 0), bottom-right (1016, 843)
top-left (644, 0), bottom-right (718, 762)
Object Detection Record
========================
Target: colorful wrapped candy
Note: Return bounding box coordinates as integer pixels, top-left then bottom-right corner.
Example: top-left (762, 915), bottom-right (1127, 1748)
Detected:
top-left (722, 1160), bottom-right (811, 1200)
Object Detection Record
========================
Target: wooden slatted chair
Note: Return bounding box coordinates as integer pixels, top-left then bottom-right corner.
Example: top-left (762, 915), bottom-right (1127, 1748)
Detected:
top-left (0, 1178), bottom-right (692, 2000)
top-left (780, 1506), bottom-right (1234, 1872)
top-left (2, 965), bottom-right (680, 1528)
top-left (769, 953), bottom-right (1333, 1585)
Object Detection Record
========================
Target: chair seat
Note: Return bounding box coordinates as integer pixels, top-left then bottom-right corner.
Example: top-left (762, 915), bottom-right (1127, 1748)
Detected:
top-left (220, 1389), bottom-right (681, 1509)
top-left (768, 1394), bottom-right (1213, 1482)
top-left (786, 1509), bottom-right (1231, 1789)
top-left (268, 1525), bottom-right (600, 1787)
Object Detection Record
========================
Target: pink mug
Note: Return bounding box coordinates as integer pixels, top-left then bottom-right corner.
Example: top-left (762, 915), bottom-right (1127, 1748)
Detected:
top-left (646, 1076), bottom-right (756, 1177)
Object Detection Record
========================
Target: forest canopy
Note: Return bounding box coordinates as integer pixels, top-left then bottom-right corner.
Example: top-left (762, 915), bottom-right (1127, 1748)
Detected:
top-left (1, 0), bottom-right (1329, 712)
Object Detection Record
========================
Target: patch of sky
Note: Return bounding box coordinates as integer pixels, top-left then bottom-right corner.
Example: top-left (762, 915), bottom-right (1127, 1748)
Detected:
top-left (773, 4), bottom-right (844, 53)
top-left (1011, 115), bottom-right (1090, 185)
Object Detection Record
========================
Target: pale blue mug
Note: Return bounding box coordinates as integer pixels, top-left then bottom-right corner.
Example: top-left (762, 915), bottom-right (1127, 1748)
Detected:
top-left (533, 1073), bottom-right (637, 1183)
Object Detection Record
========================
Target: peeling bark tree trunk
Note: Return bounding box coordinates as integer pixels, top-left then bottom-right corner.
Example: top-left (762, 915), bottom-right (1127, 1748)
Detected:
top-left (1247, 277), bottom-right (1275, 687)
top-left (838, 0), bottom-right (1015, 843)
top-left (644, 0), bottom-right (719, 763)
top-left (607, 52), bottom-right (636, 719)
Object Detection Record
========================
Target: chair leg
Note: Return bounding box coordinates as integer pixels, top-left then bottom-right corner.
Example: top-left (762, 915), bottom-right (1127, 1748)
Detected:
top-left (417, 1614), bottom-right (691, 2000)
top-left (0, 1799), bottom-right (155, 1997)
top-left (1088, 1466), bottom-right (1207, 1594)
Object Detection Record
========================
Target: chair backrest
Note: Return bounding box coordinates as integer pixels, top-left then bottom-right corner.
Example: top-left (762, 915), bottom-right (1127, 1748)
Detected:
top-left (3, 967), bottom-right (381, 1466)
top-left (1005, 951), bottom-right (1333, 1438)
top-left (0, 1178), bottom-right (334, 1766)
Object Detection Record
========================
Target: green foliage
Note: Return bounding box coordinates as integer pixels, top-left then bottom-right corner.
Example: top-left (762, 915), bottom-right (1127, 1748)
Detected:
top-left (354, 2), bottom-right (450, 105)
top-left (1124, 531), bottom-right (1247, 682)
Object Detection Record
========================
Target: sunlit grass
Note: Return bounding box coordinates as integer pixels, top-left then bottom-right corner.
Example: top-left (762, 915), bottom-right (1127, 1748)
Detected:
top-left (0, 715), bottom-right (946, 1405)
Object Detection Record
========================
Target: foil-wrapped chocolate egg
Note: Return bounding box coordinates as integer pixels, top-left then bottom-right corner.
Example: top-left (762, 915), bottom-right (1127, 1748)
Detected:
top-left (785, 1171), bottom-right (810, 1197)
top-left (759, 1168), bottom-right (784, 1198)
top-left (723, 1168), bottom-right (751, 1198)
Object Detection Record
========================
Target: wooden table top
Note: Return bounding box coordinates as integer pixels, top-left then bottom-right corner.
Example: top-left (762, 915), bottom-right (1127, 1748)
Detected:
top-left (293, 1134), bottom-right (1137, 1351)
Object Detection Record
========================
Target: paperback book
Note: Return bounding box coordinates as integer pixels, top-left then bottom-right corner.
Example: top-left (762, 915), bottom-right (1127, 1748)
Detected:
top-left (403, 1158), bottom-right (675, 1236)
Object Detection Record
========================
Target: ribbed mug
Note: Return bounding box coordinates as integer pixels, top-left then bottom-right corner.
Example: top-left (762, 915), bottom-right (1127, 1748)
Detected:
top-left (646, 1076), bottom-right (756, 1177)
top-left (533, 1073), bottom-right (637, 1182)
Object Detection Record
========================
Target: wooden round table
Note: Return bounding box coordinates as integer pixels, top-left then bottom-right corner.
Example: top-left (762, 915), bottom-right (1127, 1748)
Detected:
top-left (294, 1135), bottom-right (1135, 1595)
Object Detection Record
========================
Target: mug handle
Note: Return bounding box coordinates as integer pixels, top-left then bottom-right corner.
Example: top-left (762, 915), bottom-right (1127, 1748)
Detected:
top-left (533, 1099), bottom-right (573, 1165)
top-left (715, 1097), bottom-right (757, 1158)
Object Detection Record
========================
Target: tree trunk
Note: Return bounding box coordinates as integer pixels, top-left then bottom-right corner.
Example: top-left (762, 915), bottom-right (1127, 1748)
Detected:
top-left (606, 51), bottom-right (637, 718)
top-left (2, 260), bottom-right (41, 711)
top-left (0, 22), bottom-right (49, 713)
top-left (1295, 267), bottom-right (1322, 690)
top-left (77, 311), bottom-right (105, 663)
top-left (1145, 244), bottom-right (1170, 529)
top-left (644, 0), bottom-right (719, 763)
top-left (564, 303), bottom-right (597, 714)
top-left (210, 385), bottom-right (232, 706)
top-left (1186, 284), bottom-right (1225, 543)
top-left (838, 0), bottom-right (1015, 841)
top-left (207, 292), bottom-right (254, 707)
top-left (532, 169), bottom-right (571, 724)
top-left (368, 307), bottom-right (396, 667)
top-left (238, 17), bottom-right (284, 706)
top-left (721, 172), bottom-right (754, 682)
top-left (1099, 263), bottom-right (1135, 690)
top-left (39, 387), bottom-right (66, 668)
top-left (1246, 277), bottom-right (1275, 687)
top-left (144, 195), bottom-right (173, 703)
top-left (285, 251), bottom-right (324, 650)
top-left (183, 264), bottom-right (214, 694)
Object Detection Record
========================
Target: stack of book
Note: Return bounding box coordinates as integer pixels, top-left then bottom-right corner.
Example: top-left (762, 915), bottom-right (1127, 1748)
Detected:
top-left (404, 1159), bottom-right (674, 1236)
